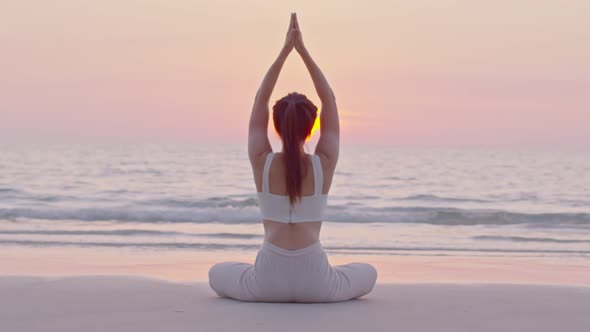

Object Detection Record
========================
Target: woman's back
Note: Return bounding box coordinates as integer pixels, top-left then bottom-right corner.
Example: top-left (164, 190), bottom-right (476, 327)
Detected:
top-left (253, 152), bottom-right (335, 249)
top-left (253, 152), bottom-right (333, 197)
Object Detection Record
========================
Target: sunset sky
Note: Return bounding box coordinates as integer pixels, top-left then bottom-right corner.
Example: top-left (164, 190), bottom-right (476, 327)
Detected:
top-left (1, 0), bottom-right (589, 148)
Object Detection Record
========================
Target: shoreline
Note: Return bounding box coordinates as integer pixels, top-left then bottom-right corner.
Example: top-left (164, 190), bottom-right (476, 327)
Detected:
top-left (1, 246), bottom-right (589, 286)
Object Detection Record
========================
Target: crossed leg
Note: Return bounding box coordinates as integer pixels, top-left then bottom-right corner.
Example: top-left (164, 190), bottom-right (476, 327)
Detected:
top-left (209, 260), bottom-right (377, 303)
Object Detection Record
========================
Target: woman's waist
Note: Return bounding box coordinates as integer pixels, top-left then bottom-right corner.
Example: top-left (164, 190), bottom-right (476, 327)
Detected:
top-left (263, 220), bottom-right (322, 249)
top-left (260, 239), bottom-right (324, 257)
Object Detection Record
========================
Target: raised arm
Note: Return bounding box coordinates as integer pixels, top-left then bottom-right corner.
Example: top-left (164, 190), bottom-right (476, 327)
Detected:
top-left (248, 14), bottom-right (297, 162)
top-left (292, 14), bottom-right (340, 166)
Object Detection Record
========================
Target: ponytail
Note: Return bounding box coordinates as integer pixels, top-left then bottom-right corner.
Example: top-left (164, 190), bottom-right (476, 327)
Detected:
top-left (272, 92), bottom-right (318, 207)
top-left (281, 101), bottom-right (304, 206)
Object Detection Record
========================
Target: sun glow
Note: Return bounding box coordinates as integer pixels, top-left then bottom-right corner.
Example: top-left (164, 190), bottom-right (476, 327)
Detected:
top-left (307, 109), bottom-right (321, 141)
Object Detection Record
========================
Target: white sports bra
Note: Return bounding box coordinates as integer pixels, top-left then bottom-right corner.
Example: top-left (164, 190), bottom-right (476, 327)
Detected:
top-left (257, 152), bottom-right (328, 223)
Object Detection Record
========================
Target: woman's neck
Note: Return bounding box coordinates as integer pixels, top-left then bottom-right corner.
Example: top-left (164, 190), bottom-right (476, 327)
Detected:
top-left (281, 145), bottom-right (306, 156)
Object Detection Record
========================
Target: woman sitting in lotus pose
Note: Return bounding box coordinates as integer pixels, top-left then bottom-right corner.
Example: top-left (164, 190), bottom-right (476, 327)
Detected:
top-left (208, 13), bottom-right (377, 303)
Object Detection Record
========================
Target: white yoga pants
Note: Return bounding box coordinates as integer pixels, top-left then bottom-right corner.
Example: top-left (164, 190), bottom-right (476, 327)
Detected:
top-left (208, 241), bottom-right (377, 303)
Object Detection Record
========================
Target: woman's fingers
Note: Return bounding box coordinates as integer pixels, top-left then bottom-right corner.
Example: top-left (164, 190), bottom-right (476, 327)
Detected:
top-left (287, 13), bottom-right (294, 34)
top-left (294, 13), bottom-right (300, 30)
top-left (285, 12), bottom-right (302, 51)
top-left (291, 13), bottom-right (303, 51)
top-left (287, 14), bottom-right (294, 37)
top-left (283, 13), bottom-right (296, 51)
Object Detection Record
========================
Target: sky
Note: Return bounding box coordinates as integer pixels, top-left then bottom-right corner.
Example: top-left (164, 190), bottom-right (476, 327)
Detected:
top-left (1, 0), bottom-right (589, 148)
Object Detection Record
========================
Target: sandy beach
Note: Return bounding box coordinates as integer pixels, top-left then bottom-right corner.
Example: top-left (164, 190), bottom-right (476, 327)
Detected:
top-left (2, 275), bottom-right (589, 332)
top-left (2, 243), bottom-right (590, 331)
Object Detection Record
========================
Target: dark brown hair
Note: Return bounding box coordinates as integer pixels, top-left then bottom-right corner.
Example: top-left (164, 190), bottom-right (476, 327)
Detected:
top-left (272, 92), bottom-right (318, 206)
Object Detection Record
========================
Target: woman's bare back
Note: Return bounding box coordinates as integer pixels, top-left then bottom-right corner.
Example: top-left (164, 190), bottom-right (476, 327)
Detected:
top-left (253, 152), bottom-right (334, 249)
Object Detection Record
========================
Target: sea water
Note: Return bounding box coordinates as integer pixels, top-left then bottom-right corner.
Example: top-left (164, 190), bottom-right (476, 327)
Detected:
top-left (0, 143), bottom-right (589, 258)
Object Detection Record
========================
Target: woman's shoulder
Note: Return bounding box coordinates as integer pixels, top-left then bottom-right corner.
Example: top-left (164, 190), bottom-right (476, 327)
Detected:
top-left (313, 152), bottom-right (337, 172)
top-left (249, 150), bottom-right (273, 172)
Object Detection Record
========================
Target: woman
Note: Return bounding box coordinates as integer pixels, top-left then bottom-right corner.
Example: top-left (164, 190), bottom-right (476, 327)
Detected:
top-left (208, 13), bottom-right (377, 303)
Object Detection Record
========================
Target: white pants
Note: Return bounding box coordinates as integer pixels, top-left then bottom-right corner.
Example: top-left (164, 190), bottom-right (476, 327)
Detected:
top-left (208, 241), bottom-right (377, 303)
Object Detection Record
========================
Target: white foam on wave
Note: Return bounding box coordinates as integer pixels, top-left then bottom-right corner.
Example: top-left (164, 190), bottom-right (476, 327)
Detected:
top-left (1, 205), bottom-right (589, 227)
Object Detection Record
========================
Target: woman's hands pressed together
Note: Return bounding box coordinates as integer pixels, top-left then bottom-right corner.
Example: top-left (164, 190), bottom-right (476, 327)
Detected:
top-left (283, 13), bottom-right (306, 54)
top-left (292, 13), bottom-right (306, 54)
top-left (282, 13), bottom-right (296, 53)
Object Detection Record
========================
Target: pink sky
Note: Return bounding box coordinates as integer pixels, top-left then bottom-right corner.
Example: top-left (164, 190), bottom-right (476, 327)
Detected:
top-left (1, 0), bottom-right (589, 148)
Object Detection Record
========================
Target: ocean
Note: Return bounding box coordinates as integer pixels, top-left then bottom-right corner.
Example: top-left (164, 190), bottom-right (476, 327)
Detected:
top-left (1, 143), bottom-right (589, 258)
